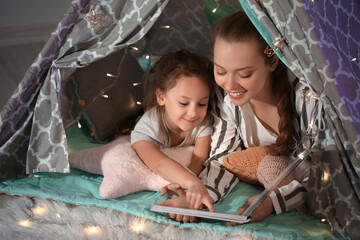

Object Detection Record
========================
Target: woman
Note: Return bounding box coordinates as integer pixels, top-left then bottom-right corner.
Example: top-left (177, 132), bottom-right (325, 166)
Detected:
top-left (160, 11), bottom-right (315, 224)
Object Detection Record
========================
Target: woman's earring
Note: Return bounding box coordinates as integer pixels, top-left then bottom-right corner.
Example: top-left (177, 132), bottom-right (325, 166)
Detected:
top-left (264, 46), bottom-right (276, 57)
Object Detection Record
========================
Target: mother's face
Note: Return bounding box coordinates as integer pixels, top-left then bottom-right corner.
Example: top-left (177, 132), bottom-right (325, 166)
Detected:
top-left (213, 37), bottom-right (277, 106)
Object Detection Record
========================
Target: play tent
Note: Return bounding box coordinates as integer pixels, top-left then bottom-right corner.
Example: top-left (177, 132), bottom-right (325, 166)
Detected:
top-left (0, 0), bottom-right (359, 239)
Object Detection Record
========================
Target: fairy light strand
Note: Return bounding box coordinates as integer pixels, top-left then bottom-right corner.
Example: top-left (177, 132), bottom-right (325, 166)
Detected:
top-left (16, 200), bottom-right (150, 236)
top-left (212, 0), bottom-right (221, 13)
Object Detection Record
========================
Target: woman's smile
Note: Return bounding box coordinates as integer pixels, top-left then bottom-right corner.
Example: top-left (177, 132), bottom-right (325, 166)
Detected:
top-left (228, 90), bottom-right (247, 100)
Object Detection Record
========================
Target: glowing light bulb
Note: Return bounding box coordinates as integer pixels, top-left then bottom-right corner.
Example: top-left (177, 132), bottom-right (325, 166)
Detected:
top-left (133, 82), bottom-right (141, 86)
top-left (18, 220), bottom-right (31, 227)
top-left (32, 206), bottom-right (47, 216)
top-left (106, 73), bottom-right (117, 77)
top-left (298, 151), bottom-right (306, 160)
top-left (160, 25), bottom-right (170, 29)
top-left (145, 55), bottom-right (150, 59)
top-left (84, 226), bottom-right (101, 235)
top-left (136, 101), bottom-right (142, 105)
top-left (77, 121), bottom-right (82, 128)
top-left (321, 218), bottom-right (326, 222)
top-left (350, 57), bottom-right (357, 62)
top-left (131, 222), bottom-right (145, 233)
top-left (130, 46), bottom-right (138, 51)
top-left (212, 6), bottom-right (219, 13)
top-left (102, 94), bottom-right (109, 99)
top-left (322, 170), bottom-right (330, 182)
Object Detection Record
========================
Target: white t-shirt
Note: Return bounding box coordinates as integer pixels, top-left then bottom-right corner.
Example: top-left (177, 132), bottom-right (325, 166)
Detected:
top-left (131, 107), bottom-right (212, 148)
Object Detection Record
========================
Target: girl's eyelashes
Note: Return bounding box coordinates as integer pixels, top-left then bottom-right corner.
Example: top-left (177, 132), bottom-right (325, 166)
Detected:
top-left (216, 71), bottom-right (226, 76)
top-left (179, 102), bottom-right (208, 107)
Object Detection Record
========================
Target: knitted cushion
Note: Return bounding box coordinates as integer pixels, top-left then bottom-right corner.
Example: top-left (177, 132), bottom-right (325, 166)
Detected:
top-left (257, 154), bottom-right (294, 188)
top-left (222, 147), bottom-right (268, 185)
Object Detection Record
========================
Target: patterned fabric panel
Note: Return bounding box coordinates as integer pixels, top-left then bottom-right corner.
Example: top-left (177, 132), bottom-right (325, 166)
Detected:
top-left (303, 0), bottom-right (360, 147)
top-left (0, 0), bottom-right (169, 178)
top-left (0, 0), bottom-right (89, 178)
top-left (243, 0), bottom-right (360, 238)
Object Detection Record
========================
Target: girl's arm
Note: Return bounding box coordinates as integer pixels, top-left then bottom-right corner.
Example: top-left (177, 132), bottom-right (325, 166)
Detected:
top-left (132, 140), bottom-right (214, 211)
top-left (187, 135), bottom-right (211, 176)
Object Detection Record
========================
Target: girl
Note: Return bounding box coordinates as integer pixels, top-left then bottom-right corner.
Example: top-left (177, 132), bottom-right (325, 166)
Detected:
top-left (131, 49), bottom-right (215, 213)
top-left (161, 12), bottom-right (314, 224)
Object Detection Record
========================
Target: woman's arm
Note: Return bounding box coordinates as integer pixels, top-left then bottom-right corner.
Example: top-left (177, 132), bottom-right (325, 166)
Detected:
top-left (187, 135), bottom-right (211, 176)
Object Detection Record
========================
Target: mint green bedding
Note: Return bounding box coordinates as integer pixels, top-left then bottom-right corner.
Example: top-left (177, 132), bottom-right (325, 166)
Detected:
top-left (0, 127), bottom-right (338, 239)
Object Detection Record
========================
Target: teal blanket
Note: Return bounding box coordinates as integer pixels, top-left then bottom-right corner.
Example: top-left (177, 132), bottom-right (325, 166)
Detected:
top-left (0, 128), bottom-right (338, 239)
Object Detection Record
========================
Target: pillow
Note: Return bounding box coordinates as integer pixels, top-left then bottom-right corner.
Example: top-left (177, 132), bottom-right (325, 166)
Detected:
top-left (222, 146), bottom-right (268, 185)
top-left (257, 154), bottom-right (294, 188)
top-left (69, 135), bottom-right (194, 199)
top-left (68, 49), bottom-right (144, 142)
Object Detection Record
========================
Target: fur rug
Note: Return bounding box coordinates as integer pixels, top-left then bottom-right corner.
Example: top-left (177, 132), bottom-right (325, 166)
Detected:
top-left (0, 193), bottom-right (262, 240)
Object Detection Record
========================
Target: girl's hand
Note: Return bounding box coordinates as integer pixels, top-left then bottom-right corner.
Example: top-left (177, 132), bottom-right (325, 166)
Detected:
top-left (186, 179), bottom-right (214, 212)
top-left (227, 195), bottom-right (274, 226)
top-left (161, 183), bottom-right (184, 197)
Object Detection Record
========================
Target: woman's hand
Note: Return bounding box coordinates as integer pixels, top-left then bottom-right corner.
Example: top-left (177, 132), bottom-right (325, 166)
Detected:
top-left (227, 195), bottom-right (274, 226)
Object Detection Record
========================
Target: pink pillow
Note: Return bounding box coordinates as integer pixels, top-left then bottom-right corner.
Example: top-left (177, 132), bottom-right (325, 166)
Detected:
top-left (69, 135), bottom-right (193, 199)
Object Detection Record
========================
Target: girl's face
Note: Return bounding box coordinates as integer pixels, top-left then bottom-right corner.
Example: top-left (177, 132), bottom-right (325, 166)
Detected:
top-left (156, 75), bottom-right (210, 134)
top-left (213, 37), bottom-right (277, 106)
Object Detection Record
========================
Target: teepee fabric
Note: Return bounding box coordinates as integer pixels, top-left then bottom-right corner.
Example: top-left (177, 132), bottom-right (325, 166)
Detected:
top-left (241, 0), bottom-right (360, 238)
top-left (0, 0), bottom-right (170, 178)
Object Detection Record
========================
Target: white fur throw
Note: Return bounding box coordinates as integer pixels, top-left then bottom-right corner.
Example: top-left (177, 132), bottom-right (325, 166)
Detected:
top-left (69, 135), bottom-right (193, 199)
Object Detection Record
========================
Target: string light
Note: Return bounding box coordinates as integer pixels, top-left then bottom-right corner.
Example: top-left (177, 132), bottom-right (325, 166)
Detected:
top-left (301, 89), bottom-right (318, 103)
top-left (77, 121), bottom-right (82, 128)
top-left (160, 25), bottom-right (170, 29)
top-left (321, 218), bottom-right (326, 222)
top-left (84, 226), bottom-right (101, 235)
top-left (298, 151), bottom-right (306, 160)
top-left (322, 169), bottom-right (330, 182)
top-left (133, 82), bottom-right (142, 86)
top-left (18, 220), bottom-right (31, 227)
top-left (32, 206), bottom-right (47, 216)
top-left (350, 57), bottom-right (357, 62)
top-left (106, 73), bottom-right (117, 78)
top-left (101, 91), bottom-right (109, 99)
top-left (136, 101), bottom-right (142, 105)
top-left (130, 46), bottom-right (138, 51)
top-left (130, 220), bottom-right (145, 233)
top-left (212, 0), bottom-right (221, 13)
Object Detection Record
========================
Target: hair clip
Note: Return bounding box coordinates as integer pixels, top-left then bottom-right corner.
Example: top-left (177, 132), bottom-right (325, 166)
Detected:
top-left (264, 38), bottom-right (285, 57)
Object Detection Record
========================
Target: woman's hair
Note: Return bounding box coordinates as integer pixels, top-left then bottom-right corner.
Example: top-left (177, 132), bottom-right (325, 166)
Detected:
top-left (143, 49), bottom-right (214, 111)
top-left (214, 12), bottom-right (295, 156)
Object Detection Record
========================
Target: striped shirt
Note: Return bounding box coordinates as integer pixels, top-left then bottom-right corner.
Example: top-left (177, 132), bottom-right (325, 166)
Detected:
top-left (199, 79), bottom-right (315, 214)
